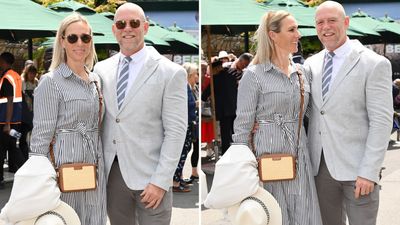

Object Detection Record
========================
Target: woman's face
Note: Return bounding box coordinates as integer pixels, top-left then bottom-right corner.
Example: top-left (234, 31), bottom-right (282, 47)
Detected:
top-left (188, 69), bottom-right (199, 86)
top-left (27, 72), bottom-right (36, 81)
top-left (270, 15), bottom-right (301, 54)
top-left (61, 21), bottom-right (92, 64)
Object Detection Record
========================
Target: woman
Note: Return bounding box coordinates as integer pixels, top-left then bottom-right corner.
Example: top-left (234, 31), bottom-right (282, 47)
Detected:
top-left (29, 13), bottom-right (106, 225)
top-left (172, 62), bottom-right (198, 192)
top-left (232, 11), bottom-right (322, 225)
top-left (184, 62), bottom-right (199, 183)
top-left (22, 64), bottom-right (39, 112)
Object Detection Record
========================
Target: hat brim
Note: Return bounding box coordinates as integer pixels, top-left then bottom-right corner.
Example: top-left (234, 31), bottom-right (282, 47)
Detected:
top-left (16, 201), bottom-right (81, 225)
top-left (228, 187), bottom-right (282, 225)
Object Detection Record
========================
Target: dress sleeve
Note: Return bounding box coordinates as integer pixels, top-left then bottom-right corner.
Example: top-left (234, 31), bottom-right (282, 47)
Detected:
top-left (232, 68), bottom-right (259, 145)
top-left (29, 75), bottom-right (61, 156)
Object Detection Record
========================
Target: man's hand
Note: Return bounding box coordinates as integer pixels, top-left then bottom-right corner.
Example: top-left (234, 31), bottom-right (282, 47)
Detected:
top-left (140, 183), bottom-right (166, 209)
top-left (2, 124), bottom-right (10, 134)
top-left (354, 176), bottom-right (375, 199)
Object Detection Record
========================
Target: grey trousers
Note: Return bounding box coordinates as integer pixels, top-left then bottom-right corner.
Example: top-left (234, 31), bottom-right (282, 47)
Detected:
top-left (107, 160), bottom-right (172, 225)
top-left (315, 155), bottom-right (379, 225)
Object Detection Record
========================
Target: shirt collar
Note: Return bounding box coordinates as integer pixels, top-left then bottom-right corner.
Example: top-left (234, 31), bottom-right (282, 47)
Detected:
top-left (120, 46), bottom-right (147, 64)
top-left (56, 63), bottom-right (93, 81)
top-left (325, 37), bottom-right (351, 58)
top-left (263, 60), bottom-right (297, 75)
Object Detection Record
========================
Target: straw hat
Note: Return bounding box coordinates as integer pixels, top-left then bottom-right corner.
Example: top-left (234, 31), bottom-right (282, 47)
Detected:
top-left (16, 201), bottom-right (80, 225)
top-left (228, 187), bottom-right (282, 225)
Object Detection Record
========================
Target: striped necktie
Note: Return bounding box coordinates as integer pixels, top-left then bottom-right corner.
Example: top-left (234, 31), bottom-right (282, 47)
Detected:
top-left (322, 51), bottom-right (335, 100)
top-left (117, 56), bottom-right (132, 109)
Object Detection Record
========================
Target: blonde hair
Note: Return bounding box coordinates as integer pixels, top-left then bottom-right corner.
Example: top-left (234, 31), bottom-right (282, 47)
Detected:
top-left (252, 10), bottom-right (291, 65)
top-left (50, 13), bottom-right (97, 71)
top-left (182, 62), bottom-right (198, 79)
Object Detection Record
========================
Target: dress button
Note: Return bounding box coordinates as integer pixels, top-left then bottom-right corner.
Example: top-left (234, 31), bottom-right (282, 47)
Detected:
top-left (116, 118), bottom-right (120, 123)
top-left (113, 140), bottom-right (116, 144)
top-left (320, 111), bottom-right (325, 115)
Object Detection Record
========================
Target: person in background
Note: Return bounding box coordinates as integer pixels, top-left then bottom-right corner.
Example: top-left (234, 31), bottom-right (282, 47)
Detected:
top-left (185, 62), bottom-right (200, 184)
top-left (20, 64), bottom-right (39, 159)
top-left (29, 13), bottom-right (107, 225)
top-left (0, 52), bottom-right (24, 189)
top-left (232, 10), bottom-right (322, 225)
top-left (172, 62), bottom-right (198, 192)
top-left (305, 1), bottom-right (392, 225)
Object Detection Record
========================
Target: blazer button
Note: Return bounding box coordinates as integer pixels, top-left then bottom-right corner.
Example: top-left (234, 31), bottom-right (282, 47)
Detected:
top-left (320, 110), bottom-right (325, 115)
top-left (116, 118), bottom-right (120, 123)
top-left (113, 140), bottom-right (116, 144)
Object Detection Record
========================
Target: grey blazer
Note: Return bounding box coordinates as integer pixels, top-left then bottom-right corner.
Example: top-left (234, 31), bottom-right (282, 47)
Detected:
top-left (94, 46), bottom-right (188, 191)
top-left (304, 40), bottom-right (393, 183)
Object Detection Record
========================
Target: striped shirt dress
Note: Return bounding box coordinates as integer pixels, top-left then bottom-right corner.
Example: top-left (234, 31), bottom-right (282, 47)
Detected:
top-left (30, 63), bottom-right (107, 225)
top-left (233, 62), bottom-right (323, 225)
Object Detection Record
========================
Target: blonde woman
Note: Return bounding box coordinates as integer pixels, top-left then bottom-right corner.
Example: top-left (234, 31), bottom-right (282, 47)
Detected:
top-left (232, 11), bottom-right (322, 225)
top-left (29, 13), bottom-right (106, 225)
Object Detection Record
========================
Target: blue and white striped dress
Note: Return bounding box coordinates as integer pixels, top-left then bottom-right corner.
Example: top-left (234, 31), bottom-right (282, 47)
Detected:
top-left (30, 63), bottom-right (107, 225)
top-left (233, 62), bottom-right (322, 225)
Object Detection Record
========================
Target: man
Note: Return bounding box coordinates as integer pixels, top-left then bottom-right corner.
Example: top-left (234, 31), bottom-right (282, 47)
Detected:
top-left (201, 53), bottom-right (252, 156)
top-left (0, 52), bottom-right (23, 189)
top-left (229, 53), bottom-right (253, 83)
top-left (305, 1), bottom-right (393, 225)
top-left (94, 3), bottom-right (187, 225)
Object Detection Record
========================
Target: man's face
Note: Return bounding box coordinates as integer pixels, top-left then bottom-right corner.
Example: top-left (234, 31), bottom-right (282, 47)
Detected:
top-left (237, 59), bottom-right (250, 71)
top-left (315, 5), bottom-right (349, 51)
top-left (112, 7), bottom-right (149, 56)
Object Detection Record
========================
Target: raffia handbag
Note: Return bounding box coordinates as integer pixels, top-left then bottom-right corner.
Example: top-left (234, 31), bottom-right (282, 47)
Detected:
top-left (49, 81), bottom-right (103, 192)
top-left (257, 68), bottom-right (305, 182)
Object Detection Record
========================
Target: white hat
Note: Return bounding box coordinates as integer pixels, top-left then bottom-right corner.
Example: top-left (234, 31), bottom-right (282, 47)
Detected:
top-left (218, 51), bottom-right (229, 59)
top-left (204, 145), bottom-right (259, 209)
top-left (16, 201), bottom-right (80, 225)
top-left (228, 187), bottom-right (282, 225)
top-left (0, 156), bottom-right (61, 224)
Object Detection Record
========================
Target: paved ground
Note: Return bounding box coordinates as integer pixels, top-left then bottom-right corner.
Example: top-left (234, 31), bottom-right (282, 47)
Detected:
top-left (201, 133), bottom-right (400, 225)
top-left (0, 149), bottom-right (199, 225)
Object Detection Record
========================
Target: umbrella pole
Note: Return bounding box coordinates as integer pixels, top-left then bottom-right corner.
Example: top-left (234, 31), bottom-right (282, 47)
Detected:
top-left (28, 38), bottom-right (33, 60)
top-left (244, 31), bottom-right (249, 52)
top-left (206, 25), bottom-right (220, 160)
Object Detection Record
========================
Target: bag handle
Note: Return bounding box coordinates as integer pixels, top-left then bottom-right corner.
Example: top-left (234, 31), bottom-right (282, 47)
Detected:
top-left (295, 65), bottom-right (305, 155)
top-left (49, 80), bottom-right (103, 168)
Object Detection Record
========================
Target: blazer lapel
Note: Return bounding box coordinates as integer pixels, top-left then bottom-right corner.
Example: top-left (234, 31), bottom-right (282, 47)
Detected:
top-left (324, 49), bottom-right (360, 103)
top-left (118, 47), bottom-right (160, 112)
top-left (103, 54), bottom-right (120, 114)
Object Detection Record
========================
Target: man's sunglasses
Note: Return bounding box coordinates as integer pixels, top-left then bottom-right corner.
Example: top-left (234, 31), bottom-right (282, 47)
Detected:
top-left (62, 34), bottom-right (92, 44)
top-left (115, 19), bottom-right (142, 30)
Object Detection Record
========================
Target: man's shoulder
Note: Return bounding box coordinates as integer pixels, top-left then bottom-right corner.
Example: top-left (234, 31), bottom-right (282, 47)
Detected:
top-left (95, 53), bottom-right (119, 68)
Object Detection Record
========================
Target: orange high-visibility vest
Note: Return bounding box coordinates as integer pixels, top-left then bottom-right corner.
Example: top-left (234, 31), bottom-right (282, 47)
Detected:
top-left (0, 69), bottom-right (22, 124)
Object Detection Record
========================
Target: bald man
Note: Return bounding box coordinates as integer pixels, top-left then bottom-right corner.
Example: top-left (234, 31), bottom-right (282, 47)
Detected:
top-left (304, 1), bottom-right (392, 225)
top-left (94, 3), bottom-right (187, 225)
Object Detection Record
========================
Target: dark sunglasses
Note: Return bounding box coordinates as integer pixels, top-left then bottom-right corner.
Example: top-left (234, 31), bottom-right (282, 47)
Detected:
top-left (115, 19), bottom-right (142, 30)
top-left (62, 34), bottom-right (92, 44)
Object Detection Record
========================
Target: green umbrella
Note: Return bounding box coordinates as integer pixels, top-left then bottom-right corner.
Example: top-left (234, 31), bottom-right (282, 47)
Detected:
top-left (350, 10), bottom-right (400, 44)
top-left (167, 24), bottom-right (198, 47)
top-left (148, 20), bottom-right (198, 54)
top-left (201, 0), bottom-right (315, 35)
top-left (0, 0), bottom-right (63, 41)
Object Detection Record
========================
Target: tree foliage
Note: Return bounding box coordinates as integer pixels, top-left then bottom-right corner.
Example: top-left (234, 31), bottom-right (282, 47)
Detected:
top-left (33, 0), bottom-right (124, 13)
